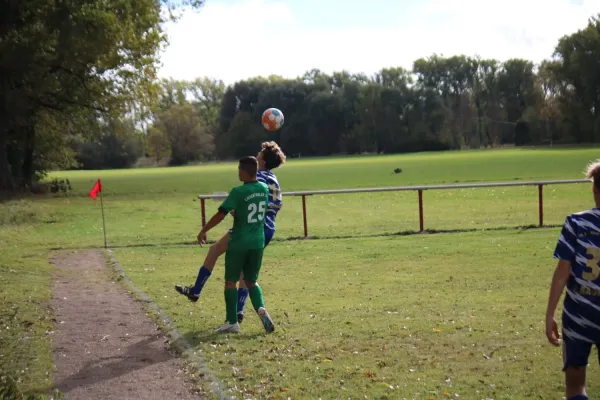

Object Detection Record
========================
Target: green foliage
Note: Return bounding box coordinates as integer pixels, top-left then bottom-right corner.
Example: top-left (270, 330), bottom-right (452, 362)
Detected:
top-left (146, 128), bottom-right (172, 163)
top-left (3, 6), bottom-right (600, 188)
top-left (74, 118), bottom-right (144, 170)
top-left (151, 103), bottom-right (215, 165)
top-left (551, 15), bottom-right (600, 143)
top-left (188, 77), bottom-right (226, 133)
top-left (0, 201), bottom-right (38, 226)
top-left (220, 112), bottom-right (269, 159)
top-left (47, 178), bottom-right (72, 195)
top-left (0, 0), bottom-right (203, 190)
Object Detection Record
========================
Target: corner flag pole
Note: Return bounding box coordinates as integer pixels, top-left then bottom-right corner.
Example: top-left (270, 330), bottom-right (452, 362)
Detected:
top-left (99, 190), bottom-right (107, 249)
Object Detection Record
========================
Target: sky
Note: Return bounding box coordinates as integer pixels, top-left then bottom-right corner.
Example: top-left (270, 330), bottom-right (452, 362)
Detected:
top-left (158, 0), bottom-right (599, 84)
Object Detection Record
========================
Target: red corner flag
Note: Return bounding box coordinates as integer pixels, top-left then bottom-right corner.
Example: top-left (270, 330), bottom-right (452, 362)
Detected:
top-left (89, 179), bottom-right (102, 200)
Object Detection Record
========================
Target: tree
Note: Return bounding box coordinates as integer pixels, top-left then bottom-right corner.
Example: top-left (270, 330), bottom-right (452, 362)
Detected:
top-left (0, 0), bottom-right (204, 190)
top-left (219, 112), bottom-right (267, 159)
top-left (210, 17), bottom-right (600, 159)
top-left (146, 128), bottom-right (172, 163)
top-left (189, 77), bottom-right (226, 132)
top-left (7, 8), bottom-right (598, 177)
top-left (152, 104), bottom-right (214, 165)
top-left (551, 15), bottom-right (600, 143)
top-left (74, 118), bottom-right (143, 170)
top-left (156, 78), bottom-right (190, 112)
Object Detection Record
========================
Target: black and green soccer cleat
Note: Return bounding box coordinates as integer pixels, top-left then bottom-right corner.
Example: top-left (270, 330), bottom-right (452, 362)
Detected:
top-left (174, 285), bottom-right (199, 302)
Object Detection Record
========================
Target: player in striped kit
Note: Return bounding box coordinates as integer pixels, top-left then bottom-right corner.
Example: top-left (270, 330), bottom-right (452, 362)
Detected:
top-left (546, 160), bottom-right (600, 400)
top-left (175, 142), bottom-right (285, 323)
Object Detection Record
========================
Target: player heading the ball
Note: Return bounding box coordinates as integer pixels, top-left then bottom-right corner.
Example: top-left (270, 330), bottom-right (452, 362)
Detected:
top-left (175, 142), bottom-right (285, 325)
top-left (196, 156), bottom-right (275, 334)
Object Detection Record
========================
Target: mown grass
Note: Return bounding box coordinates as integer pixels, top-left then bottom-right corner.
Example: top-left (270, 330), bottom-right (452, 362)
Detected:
top-left (0, 147), bottom-right (598, 398)
top-left (114, 229), bottom-right (600, 399)
top-left (0, 202), bottom-right (56, 397)
top-left (37, 148), bottom-right (596, 247)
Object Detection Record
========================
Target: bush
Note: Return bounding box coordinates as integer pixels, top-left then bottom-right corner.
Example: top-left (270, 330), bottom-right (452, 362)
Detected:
top-left (75, 134), bottom-right (143, 170)
top-left (0, 201), bottom-right (38, 226)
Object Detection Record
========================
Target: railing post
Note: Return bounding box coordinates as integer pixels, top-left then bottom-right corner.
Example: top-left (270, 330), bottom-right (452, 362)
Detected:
top-left (418, 189), bottom-right (424, 232)
top-left (302, 195), bottom-right (308, 238)
top-left (201, 198), bottom-right (206, 228)
top-left (538, 184), bottom-right (544, 227)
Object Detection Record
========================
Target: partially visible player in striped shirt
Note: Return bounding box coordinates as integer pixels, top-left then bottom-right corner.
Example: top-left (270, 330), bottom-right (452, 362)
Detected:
top-left (175, 142), bottom-right (285, 322)
top-left (546, 160), bottom-right (600, 400)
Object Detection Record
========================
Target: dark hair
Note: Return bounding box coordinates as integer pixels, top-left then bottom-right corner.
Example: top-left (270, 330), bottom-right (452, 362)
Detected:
top-left (260, 141), bottom-right (286, 170)
top-left (239, 156), bottom-right (258, 176)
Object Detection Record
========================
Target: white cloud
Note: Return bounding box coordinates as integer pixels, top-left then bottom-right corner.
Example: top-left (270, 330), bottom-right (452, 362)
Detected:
top-left (158, 0), bottom-right (599, 84)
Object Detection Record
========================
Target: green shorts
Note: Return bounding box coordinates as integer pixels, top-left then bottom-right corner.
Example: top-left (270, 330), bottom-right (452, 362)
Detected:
top-left (224, 248), bottom-right (264, 283)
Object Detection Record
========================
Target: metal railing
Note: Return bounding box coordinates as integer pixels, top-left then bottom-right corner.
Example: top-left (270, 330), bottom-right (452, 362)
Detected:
top-left (198, 179), bottom-right (589, 237)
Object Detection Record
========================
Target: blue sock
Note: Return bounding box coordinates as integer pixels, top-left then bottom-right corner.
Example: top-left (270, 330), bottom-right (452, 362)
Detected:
top-left (568, 395), bottom-right (589, 400)
top-left (192, 266), bottom-right (211, 295)
top-left (237, 288), bottom-right (249, 313)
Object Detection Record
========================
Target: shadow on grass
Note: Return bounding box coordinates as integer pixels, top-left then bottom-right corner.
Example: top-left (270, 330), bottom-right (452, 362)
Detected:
top-left (173, 329), bottom-right (267, 349)
top-left (49, 224), bottom-right (562, 251)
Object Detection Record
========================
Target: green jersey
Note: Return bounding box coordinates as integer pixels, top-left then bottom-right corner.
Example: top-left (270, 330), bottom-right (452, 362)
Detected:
top-left (219, 181), bottom-right (269, 250)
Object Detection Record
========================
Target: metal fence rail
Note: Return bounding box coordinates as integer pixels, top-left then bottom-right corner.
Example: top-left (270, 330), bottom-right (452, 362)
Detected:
top-left (198, 179), bottom-right (589, 237)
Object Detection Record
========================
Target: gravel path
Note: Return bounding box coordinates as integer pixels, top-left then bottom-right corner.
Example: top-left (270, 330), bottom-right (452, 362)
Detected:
top-left (50, 249), bottom-right (201, 400)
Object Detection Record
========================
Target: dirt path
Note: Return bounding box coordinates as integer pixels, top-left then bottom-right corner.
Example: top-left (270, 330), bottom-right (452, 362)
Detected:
top-left (50, 249), bottom-right (201, 400)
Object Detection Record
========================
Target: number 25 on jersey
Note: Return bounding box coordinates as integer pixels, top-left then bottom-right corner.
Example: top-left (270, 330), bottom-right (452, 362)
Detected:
top-left (247, 201), bottom-right (266, 223)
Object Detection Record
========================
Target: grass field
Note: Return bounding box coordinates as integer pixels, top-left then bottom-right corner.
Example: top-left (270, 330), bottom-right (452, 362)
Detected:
top-left (1, 147), bottom-right (599, 398)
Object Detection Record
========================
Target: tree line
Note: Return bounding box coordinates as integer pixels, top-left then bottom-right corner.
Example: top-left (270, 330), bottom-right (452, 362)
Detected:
top-left (1, 3), bottom-right (599, 191)
top-left (149, 10), bottom-right (600, 163)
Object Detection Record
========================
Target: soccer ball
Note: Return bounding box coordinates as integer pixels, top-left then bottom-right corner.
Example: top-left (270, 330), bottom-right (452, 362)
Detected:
top-left (261, 108), bottom-right (284, 131)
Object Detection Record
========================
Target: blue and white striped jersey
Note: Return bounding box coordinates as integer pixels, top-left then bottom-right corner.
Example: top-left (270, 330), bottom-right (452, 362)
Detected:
top-left (554, 208), bottom-right (600, 342)
top-left (257, 169), bottom-right (282, 231)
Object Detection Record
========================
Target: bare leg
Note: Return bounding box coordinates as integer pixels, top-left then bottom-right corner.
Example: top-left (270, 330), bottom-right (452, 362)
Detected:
top-left (565, 366), bottom-right (586, 399)
top-left (174, 231), bottom-right (230, 301)
top-left (203, 232), bottom-right (230, 272)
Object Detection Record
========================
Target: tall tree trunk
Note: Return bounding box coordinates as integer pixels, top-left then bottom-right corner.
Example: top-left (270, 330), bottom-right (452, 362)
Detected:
top-left (21, 123), bottom-right (35, 187)
top-left (0, 127), bottom-right (14, 191)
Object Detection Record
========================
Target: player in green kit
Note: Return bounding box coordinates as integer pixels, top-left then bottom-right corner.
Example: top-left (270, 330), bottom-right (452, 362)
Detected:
top-left (196, 156), bottom-right (275, 334)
